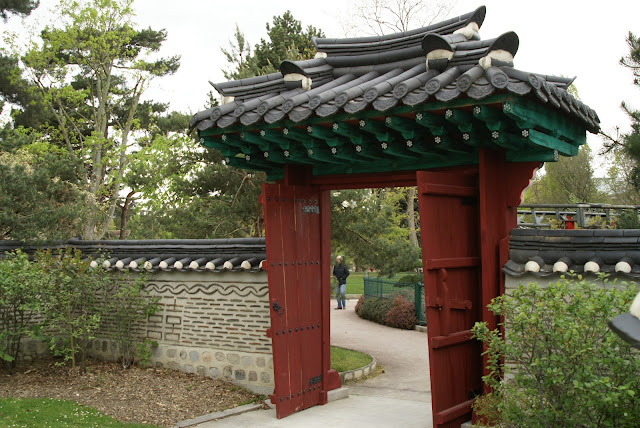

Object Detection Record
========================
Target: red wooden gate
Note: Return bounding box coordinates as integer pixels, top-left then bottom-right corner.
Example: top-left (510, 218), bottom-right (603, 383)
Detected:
top-left (261, 182), bottom-right (333, 418)
top-left (417, 168), bottom-right (482, 427)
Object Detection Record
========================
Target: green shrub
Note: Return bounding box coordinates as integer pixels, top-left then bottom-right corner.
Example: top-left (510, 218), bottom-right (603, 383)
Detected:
top-left (0, 250), bottom-right (42, 370)
top-left (472, 275), bottom-right (640, 427)
top-left (395, 273), bottom-right (423, 284)
top-left (104, 273), bottom-right (160, 369)
top-left (384, 295), bottom-right (417, 329)
top-left (35, 249), bottom-right (110, 373)
top-left (356, 295), bottom-right (417, 329)
top-left (614, 209), bottom-right (640, 229)
top-left (356, 296), bottom-right (394, 325)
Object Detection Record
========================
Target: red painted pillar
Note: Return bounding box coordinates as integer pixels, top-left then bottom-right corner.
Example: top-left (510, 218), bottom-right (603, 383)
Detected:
top-left (477, 149), bottom-right (538, 390)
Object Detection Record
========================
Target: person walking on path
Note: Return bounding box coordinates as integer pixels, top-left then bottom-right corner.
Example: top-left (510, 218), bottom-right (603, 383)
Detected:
top-left (333, 255), bottom-right (349, 309)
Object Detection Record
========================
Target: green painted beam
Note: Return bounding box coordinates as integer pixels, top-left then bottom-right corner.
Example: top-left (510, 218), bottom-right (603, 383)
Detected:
top-left (202, 136), bottom-right (240, 158)
top-left (506, 148), bottom-right (558, 163)
top-left (241, 131), bottom-right (271, 151)
top-left (414, 111), bottom-right (451, 137)
top-left (487, 130), bottom-right (525, 151)
top-left (526, 129), bottom-right (578, 156)
top-left (384, 116), bottom-right (419, 140)
top-left (255, 128), bottom-right (291, 150)
top-left (330, 122), bottom-right (387, 159)
top-left (432, 134), bottom-right (475, 155)
top-left (472, 105), bottom-right (505, 131)
top-left (503, 98), bottom-right (586, 146)
top-left (444, 108), bottom-right (474, 133)
top-left (358, 118), bottom-right (391, 142)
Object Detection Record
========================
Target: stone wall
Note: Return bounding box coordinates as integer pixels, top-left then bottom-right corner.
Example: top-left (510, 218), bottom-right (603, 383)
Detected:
top-left (87, 271), bottom-right (273, 394)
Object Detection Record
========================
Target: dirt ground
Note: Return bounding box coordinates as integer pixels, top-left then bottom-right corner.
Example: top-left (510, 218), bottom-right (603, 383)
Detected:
top-left (0, 358), bottom-right (264, 427)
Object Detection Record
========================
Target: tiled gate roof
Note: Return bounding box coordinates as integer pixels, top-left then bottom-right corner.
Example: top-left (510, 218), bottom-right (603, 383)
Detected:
top-left (192, 6), bottom-right (599, 180)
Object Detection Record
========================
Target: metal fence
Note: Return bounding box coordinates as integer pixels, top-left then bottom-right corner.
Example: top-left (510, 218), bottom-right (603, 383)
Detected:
top-left (517, 203), bottom-right (640, 228)
top-left (363, 275), bottom-right (425, 325)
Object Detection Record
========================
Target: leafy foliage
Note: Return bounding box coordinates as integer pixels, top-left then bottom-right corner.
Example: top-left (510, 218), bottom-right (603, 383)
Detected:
top-left (613, 209), bottom-right (640, 229)
top-left (11, 0), bottom-right (180, 239)
top-left (384, 295), bottom-right (417, 329)
top-left (356, 296), bottom-right (393, 325)
top-left (472, 276), bottom-right (640, 427)
top-left (524, 145), bottom-right (605, 204)
top-left (0, 250), bottom-right (42, 369)
top-left (603, 32), bottom-right (640, 192)
top-left (0, 0), bottom-right (39, 20)
top-left (103, 273), bottom-right (159, 369)
top-left (354, 294), bottom-right (365, 313)
top-left (331, 188), bottom-right (421, 274)
top-left (0, 127), bottom-right (89, 240)
top-left (356, 295), bottom-right (417, 329)
top-left (35, 249), bottom-right (109, 373)
top-left (221, 11), bottom-right (323, 80)
top-left (124, 132), bottom-right (265, 239)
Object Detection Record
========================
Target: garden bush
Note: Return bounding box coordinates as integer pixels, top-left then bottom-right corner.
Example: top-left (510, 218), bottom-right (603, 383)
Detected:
top-left (472, 275), bottom-right (640, 427)
top-left (356, 296), bottom-right (394, 325)
top-left (395, 273), bottom-right (423, 284)
top-left (384, 295), bottom-right (418, 329)
top-left (356, 295), bottom-right (417, 329)
top-left (104, 273), bottom-right (160, 369)
top-left (354, 295), bottom-right (364, 313)
top-left (0, 250), bottom-right (42, 369)
top-left (614, 209), bottom-right (640, 229)
top-left (0, 249), bottom-right (161, 374)
top-left (35, 249), bottom-right (109, 373)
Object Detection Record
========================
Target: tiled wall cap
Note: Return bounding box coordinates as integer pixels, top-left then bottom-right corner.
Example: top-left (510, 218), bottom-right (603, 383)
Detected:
top-left (524, 260), bottom-right (541, 272)
top-left (584, 261), bottom-right (600, 273)
top-left (615, 261), bottom-right (632, 274)
top-left (553, 260), bottom-right (569, 273)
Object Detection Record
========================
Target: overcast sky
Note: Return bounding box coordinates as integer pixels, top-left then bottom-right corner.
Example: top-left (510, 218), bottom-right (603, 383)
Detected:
top-left (5, 1), bottom-right (640, 172)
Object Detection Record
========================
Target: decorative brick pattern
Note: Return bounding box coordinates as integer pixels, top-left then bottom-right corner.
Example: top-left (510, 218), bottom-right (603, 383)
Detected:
top-left (93, 271), bottom-right (273, 394)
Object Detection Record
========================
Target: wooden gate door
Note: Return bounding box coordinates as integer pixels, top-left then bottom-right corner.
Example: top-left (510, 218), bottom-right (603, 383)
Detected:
top-left (261, 182), bottom-right (329, 419)
top-left (417, 169), bottom-right (482, 427)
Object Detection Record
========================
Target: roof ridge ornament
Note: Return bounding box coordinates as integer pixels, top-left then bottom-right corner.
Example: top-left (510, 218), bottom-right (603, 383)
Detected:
top-left (422, 34), bottom-right (454, 71)
top-left (479, 31), bottom-right (519, 69)
top-left (453, 21), bottom-right (480, 40)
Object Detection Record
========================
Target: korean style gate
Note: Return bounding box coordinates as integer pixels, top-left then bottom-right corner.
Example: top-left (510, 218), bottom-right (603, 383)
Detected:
top-left (193, 6), bottom-right (598, 426)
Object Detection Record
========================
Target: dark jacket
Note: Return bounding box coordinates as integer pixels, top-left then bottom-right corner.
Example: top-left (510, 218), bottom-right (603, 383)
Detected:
top-left (333, 263), bottom-right (350, 285)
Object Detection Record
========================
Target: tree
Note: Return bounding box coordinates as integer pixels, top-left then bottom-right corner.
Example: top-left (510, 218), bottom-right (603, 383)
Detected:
top-left (602, 32), bottom-right (640, 191)
top-left (221, 11), bottom-right (324, 80)
top-left (0, 127), bottom-right (89, 241)
top-left (0, 0), bottom-right (39, 20)
top-left (524, 145), bottom-right (605, 204)
top-left (604, 150), bottom-right (640, 204)
top-left (124, 130), bottom-right (265, 239)
top-left (15, 0), bottom-right (179, 239)
top-left (331, 188), bottom-right (421, 275)
top-left (341, 0), bottom-right (454, 36)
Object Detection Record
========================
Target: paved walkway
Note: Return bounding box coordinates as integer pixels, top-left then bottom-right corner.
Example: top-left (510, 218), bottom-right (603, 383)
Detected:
top-left (192, 299), bottom-right (432, 427)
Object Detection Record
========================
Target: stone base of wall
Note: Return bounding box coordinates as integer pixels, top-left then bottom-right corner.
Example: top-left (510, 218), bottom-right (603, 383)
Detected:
top-left (88, 338), bottom-right (274, 395)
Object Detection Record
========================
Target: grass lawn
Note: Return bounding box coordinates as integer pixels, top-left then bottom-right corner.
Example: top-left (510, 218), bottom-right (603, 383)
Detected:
top-left (345, 271), bottom-right (365, 295)
top-left (0, 398), bottom-right (158, 427)
top-left (330, 345), bottom-right (372, 372)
